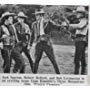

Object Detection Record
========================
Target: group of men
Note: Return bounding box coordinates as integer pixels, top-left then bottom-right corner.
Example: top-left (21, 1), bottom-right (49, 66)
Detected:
top-left (0, 6), bottom-right (88, 75)
top-left (0, 11), bottom-right (33, 73)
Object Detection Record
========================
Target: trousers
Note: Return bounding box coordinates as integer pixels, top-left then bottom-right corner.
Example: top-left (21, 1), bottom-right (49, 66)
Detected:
top-left (74, 41), bottom-right (87, 75)
top-left (11, 42), bottom-right (33, 73)
top-left (33, 40), bottom-right (60, 74)
top-left (11, 45), bottom-right (25, 73)
top-left (1, 48), bottom-right (11, 73)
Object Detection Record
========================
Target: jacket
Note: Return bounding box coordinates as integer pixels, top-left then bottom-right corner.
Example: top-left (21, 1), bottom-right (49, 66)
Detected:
top-left (30, 20), bottom-right (60, 46)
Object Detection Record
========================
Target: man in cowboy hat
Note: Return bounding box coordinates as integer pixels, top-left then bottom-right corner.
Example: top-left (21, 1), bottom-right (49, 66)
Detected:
top-left (0, 11), bottom-right (16, 73)
top-left (12, 11), bottom-right (33, 73)
top-left (30, 9), bottom-right (60, 74)
top-left (68, 6), bottom-right (88, 74)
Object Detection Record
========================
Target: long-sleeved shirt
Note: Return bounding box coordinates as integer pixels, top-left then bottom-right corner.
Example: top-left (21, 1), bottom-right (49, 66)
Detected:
top-left (69, 18), bottom-right (88, 35)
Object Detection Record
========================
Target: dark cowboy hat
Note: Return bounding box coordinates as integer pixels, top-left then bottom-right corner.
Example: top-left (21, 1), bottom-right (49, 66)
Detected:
top-left (17, 12), bottom-right (28, 18)
top-left (33, 9), bottom-right (45, 15)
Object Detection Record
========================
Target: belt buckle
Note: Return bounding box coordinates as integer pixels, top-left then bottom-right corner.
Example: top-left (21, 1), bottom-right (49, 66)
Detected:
top-left (41, 37), bottom-right (45, 41)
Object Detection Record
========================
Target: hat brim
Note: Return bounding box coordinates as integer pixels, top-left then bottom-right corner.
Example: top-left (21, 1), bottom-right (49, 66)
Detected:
top-left (17, 16), bottom-right (28, 18)
top-left (76, 11), bottom-right (88, 16)
top-left (71, 10), bottom-right (88, 16)
top-left (76, 11), bottom-right (87, 14)
top-left (0, 13), bottom-right (16, 22)
top-left (33, 12), bottom-right (45, 15)
top-left (3, 13), bottom-right (16, 18)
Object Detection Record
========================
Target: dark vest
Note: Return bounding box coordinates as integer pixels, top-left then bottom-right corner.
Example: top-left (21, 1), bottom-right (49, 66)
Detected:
top-left (0, 24), bottom-right (15, 45)
top-left (15, 23), bottom-right (28, 43)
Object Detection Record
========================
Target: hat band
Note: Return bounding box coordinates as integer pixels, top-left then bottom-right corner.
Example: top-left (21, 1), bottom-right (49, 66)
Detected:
top-left (18, 16), bottom-right (27, 18)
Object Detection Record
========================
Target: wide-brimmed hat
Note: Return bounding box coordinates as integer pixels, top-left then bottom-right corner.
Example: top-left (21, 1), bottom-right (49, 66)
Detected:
top-left (17, 12), bottom-right (28, 18)
top-left (0, 12), bottom-right (16, 21)
top-left (33, 9), bottom-right (45, 15)
top-left (75, 6), bottom-right (87, 14)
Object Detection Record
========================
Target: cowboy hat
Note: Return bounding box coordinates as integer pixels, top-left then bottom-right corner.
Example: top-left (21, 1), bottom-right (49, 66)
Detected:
top-left (0, 12), bottom-right (16, 21)
top-left (75, 6), bottom-right (87, 13)
top-left (33, 9), bottom-right (45, 15)
top-left (17, 12), bottom-right (28, 18)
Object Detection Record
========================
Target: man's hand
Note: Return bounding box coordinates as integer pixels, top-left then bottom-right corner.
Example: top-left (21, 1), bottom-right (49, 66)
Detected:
top-left (0, 42), bottom-right (3, 49)
top-left (27, 44), bottom-right (32, 51)
top-left (2, 35), bottom-right (8, 39)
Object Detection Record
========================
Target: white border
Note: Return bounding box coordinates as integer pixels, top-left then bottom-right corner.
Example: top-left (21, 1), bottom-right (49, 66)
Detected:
top-left (0, 0), bottom-right (90, 89)
top-left (0, 0), bottom-right (89, 74)
top-left (88, 5), bottom-right (90, 75)
top-left (0, 0), bottom-right (90, 5)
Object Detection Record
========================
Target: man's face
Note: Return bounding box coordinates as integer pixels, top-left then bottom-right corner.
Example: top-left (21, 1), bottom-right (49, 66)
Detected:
top-left (8, 16), bottom-right (13, 24)
top-left (77, 12), bottom-right (83, 18)
top-left (54, 19), bottom-right (58, 23)
top-left (4, 19), bottom-right (9, 25)
top-left (17, 17), bottom-right (24, 23)
top-left (35, 14), bottom-right (41, 21)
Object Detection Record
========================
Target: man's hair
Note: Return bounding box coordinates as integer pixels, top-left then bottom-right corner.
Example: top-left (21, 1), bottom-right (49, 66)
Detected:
top-left (1, 16), bottom-right (9, 25)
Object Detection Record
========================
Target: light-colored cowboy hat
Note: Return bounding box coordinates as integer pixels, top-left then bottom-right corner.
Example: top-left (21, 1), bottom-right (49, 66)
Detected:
top-left (75, 6), bottom-right (87, 13)
top-left (33, 9), bottom-right (45, 15)
top-left (0, 12), bottom-right (16, 21)
top-left (17, 12), bottom-right (28, 18)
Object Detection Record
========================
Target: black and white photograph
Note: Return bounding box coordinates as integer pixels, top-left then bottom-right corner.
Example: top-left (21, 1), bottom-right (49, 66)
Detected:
top-left (0, 4), bottom-right (89, 75)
